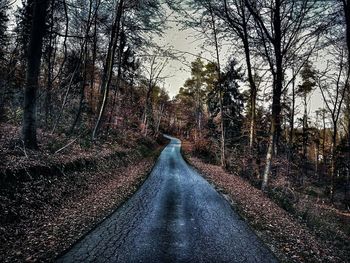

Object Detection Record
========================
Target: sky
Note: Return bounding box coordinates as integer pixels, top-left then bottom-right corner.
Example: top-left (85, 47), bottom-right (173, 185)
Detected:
top-left (154, 24), bottom-right (200, 98)
top-left (153, 15), bottom-right (209, 98)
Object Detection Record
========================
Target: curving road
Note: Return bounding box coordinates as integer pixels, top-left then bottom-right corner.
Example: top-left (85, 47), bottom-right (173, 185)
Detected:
top-left (57, 136), bottom-right (278, 263)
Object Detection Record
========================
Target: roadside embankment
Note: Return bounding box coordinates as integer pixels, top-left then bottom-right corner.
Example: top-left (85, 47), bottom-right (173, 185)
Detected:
top-left (182, 142), bottom-right (346, 263)
top-left (0, 135), bottom-right (167, 263)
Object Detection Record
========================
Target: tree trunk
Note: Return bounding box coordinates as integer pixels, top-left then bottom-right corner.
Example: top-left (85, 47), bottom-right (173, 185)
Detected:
top-left (289, 71), bottom-right (296, 144)
top-left (330, 124), bottom-right (337, 203)
top-left (224, 0), bottom-right (257, 151)
top-left (107, 31), bottom-right (125, 131)
top-left (242, 35), bottom-right (257, 150)
top-left (92, 0), bottom-right (124, 139)
top-left (90, 10), bottom-right (98, 118)
top-left (155, 103), bottom-right (164, 134)
top-left (262, 131), bottom-right (275, 190)
top-left (302, 92), bottom-right (308, 185)
top-left (142, 82), bottom-right (155, 136)
top-left (23, 0), bottom-right (49, 149)
top-left (45, 0), bottom-right (55, 126)
top-left (346, 95), bottom-right (350, 207)
top-left (342, 0), bottom-right (350, 208)
top-left (70, 0), bottom-right (96, 134)
top-left (209, 2), bottom-right (226, 167)
top-left (315, 139), bottom-right (320, 181)
top-left (262, 0), bottom-right (283, 189)
top-left (70, 41), bottom-right (89, 134)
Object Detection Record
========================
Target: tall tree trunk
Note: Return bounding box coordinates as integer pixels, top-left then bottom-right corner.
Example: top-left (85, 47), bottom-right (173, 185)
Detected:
top-left (90, 9), bottom-right (98, 118)
top-left (155, 103), bottom-right (164, 134)
top-left (242, 34), bottom-right (261, 179)
top-left (70, 0), bottom-right (96, 134)
top-left (92, 0), bottom-right (124, 139)
top-left (315, 138), bottom-right (320, 181)
top-left (262, 0), bottom-right (283, 189)
top-left (223, 0), bottom-right (257, 150)
top-left (141, 82), bottom-right (153, 136)
top-left (346, 115), bottom-right (350, 207)
top-left (342, 0), bottom-right (350, 208)
top-left (262, 132), bottom-right (274, 190)
top-left (209, 2), bottom-right (226, 167)
top-left (23, 0), bottom-right (49, 149)
top-left (70, 41), bottom-right (89, 134)
top-left (45, 0), bottom-right (55, 126)
top-left (289, 70), bottom-right (296, 144)
top-left (330, 124), bottom-right (337, 203)
top-left (107, 30), bottom-right (125, 131)
top-left (242, 34), bottom-right (257, 150)
top-left (142, 82), bottom-right (155, 136)
top-left (302, 92), bottom-right (308, 186)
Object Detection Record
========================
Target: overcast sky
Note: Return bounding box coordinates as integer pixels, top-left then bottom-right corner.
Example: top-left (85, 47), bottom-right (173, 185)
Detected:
top-left (154, 11), bottom-right (214, 98)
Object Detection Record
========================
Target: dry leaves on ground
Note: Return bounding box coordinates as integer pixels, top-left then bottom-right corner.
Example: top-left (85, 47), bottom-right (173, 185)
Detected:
top-left (188, 157), bottom-right (346, 263)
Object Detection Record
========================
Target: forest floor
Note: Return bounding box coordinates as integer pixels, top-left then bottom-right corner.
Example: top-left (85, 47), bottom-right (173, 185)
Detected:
top-left (182, 141), bottom-right (350, 263)
top-left (0, 124), bottom-right (166, 262)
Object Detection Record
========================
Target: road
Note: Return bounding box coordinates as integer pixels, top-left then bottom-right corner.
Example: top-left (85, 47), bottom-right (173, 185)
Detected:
top-left (57, 136), bottom-right (278, 263)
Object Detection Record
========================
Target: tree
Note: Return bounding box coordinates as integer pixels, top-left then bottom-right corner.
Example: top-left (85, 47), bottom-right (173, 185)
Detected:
top-left (208, 59), bottom-right (243, 153)
top-left (183, 58), bottom-right (209, 140)
top-left (339, 0), bottom-right (350, 208)
top-left (92, 0), bottom-right (124, 139)
top-left (22, 0), bottom-right (50, 149)
top-left (245, 0), bottom-right (319, 190)
top-left (0, 0), bottom-right (9, 119)
top-left (0, 0), bottom-right (8, 59)
top-left (317, 51), bottom-right (347, 202)
top-left (208, 1), bottom-right (226, 167)
top-left (297, 61), bottom-right (317, 184)
top-left (141, 54), bottom-right (169, 136)
top-left (221, 0), bottom-right (258, 150)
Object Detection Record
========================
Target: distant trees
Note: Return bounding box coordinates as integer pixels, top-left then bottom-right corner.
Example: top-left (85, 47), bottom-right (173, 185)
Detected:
top-left (208, 58), bottom-right (243, 165)
top-left (141, 54), bottom-right (169, 136)
top-left (0, 0), bottom-right (9, 59)
top-left (182, 58), bottom-right (209, 141)
top-left (171, 57), bottom-right (243, 165)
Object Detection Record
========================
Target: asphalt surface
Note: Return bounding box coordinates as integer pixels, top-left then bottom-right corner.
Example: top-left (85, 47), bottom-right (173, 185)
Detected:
top-left (57, 136), bottom-right (279, 263)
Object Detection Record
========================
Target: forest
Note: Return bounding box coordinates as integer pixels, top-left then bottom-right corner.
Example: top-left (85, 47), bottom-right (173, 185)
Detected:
top-left (0, 0), bottom-right (350, 262)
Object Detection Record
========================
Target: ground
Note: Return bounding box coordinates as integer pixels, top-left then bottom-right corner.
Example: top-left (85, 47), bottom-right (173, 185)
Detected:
top-left (182, 142), bottom-right (349, 263)
top-left (0, 124), bottom-right (165, 262)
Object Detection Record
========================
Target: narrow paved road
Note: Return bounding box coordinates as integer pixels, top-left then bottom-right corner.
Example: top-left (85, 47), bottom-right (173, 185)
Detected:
top-left (57, 136), bottom-right (278, 263)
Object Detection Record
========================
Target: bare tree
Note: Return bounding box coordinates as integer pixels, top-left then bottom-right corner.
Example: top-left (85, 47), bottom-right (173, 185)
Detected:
top-left (221, 0), bottom-right (258, 150)
top-left (317, 52), bottom-right (347, 202)
top-left (141, 54), bottom-right (168, 136)
top-left (245, 0), bottom-right (318, 190)
top-left (207, 1), bottom-right (226, 167)
top-left (92, 0), bottom-right (124, 139)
